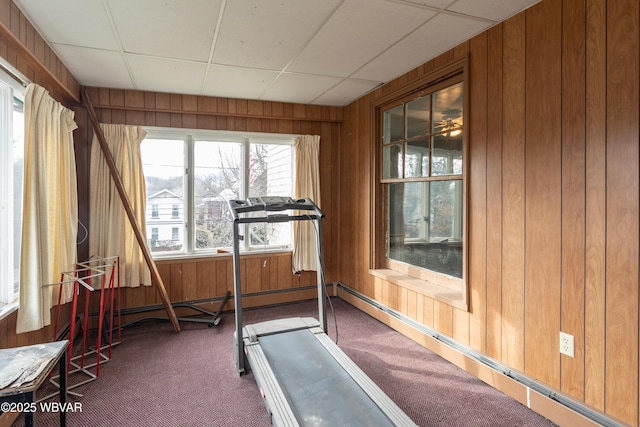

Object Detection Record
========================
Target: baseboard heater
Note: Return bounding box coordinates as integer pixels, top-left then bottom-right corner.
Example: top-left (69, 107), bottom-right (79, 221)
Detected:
top-left (336, 283), bottom-right (623, 427)
top-left (86, 284), bottom-right (328, 330)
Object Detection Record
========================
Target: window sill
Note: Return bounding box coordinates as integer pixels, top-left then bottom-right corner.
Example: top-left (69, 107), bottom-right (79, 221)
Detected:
top-left (153, 248), bottom-right (293, 263)
top-left (369, 269), bottom-right (468, 311)
top-left (0, 301), bottom-right (18, 322)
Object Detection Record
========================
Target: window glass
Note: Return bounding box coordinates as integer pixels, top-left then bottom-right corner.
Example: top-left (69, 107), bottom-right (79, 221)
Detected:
top-left (248, 143), bottom-right (293, 248)
top-left (12, 96), bottom-right (23, 299)
top-left (0, 77), bottom-right (24, 305)
top-left (431, 132), bottom-right (463, 176)
top-left (387, 181), bottom-right (463, 278)
top-left (193, 140), bottom-right (241, 250)
top-left (381, 78), bottom-right (464, 280)
top-left (382, 144), bottom-right (402, 179)
top-left (405, 139), bottom-right (429, 178)
top-left (406, 96), bottom-right (430, 138)
top-left (432, 82), bottom-right (463, 134)
top-left (383, 105), bottom-right (404, 144)
top-left (141, 129), bottom-right (296, 256)
top-left (141, 139), bottom-right (185, 253)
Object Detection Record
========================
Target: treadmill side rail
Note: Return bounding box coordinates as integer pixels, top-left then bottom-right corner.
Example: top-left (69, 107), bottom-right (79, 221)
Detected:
top-left (245, 340), bottom-right (299, 427)
top-left (315, 333), bottom-right (418, 427)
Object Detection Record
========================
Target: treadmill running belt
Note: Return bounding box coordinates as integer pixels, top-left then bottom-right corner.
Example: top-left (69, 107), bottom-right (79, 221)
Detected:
top-left (259, 329), bottom-right (396, 426)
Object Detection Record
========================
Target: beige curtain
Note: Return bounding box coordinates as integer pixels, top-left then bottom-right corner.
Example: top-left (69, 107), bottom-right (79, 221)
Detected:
top-left (17, 84), bottom-right (78, 334)
top-left (293, 135), bottom-right (321, 271)
top-left (89, 124), bottom-right (150, 288)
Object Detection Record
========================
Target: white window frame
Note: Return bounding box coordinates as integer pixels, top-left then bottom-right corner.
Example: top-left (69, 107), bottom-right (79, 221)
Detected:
top-left (0, 65), bottom-right (26, 308)
top-left (142, 127), bottom-right (297, 259)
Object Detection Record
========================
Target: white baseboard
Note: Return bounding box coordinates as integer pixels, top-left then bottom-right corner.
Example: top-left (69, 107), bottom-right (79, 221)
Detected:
top-left (336, 284), bottom-right (627, 427)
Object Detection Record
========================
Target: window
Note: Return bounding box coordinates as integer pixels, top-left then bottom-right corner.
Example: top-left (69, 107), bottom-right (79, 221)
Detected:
top-left (380, 78), bottom-right (465, 283)
top-left (141, 129), bottom-right (295, 256)
top-left (0, 68), bottom-right (25, 307)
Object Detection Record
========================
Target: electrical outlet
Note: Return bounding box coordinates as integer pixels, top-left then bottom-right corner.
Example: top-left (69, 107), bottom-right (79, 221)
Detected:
top-left (559, 332), bottom-right (574, 358)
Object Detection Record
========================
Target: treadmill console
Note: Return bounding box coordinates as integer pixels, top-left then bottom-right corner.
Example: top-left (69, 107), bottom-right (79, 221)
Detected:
top-left (248, 196), bottom-right (294, 207)
top-left (228, 197), bottom-right (320, 215)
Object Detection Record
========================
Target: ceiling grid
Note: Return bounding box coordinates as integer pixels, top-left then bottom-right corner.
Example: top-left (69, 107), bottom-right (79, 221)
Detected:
top-left (14, 0), bottom-right (540, 106)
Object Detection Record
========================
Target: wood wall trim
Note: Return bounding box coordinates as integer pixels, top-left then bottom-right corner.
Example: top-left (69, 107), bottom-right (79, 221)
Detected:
top-left (88, 103), bottom-right (343, 123)
top-left (83, 86), bottom-right (343, 124)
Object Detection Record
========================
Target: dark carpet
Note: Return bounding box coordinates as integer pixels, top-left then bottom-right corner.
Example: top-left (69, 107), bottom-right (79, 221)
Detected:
top-left (15, 298), bottom-right (557, 426)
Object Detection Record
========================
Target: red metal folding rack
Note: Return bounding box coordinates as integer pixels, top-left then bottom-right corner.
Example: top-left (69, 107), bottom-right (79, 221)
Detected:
top-left (48, 256), bottom-right (121, 396)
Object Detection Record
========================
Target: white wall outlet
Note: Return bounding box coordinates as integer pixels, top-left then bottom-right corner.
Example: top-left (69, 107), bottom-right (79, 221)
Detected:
top-left (559, 331), bottom-right (574, 358)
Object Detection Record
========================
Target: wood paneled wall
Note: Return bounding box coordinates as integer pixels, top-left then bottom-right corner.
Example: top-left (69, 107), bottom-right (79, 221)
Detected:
top-left (0, 304), bottom-right (74, 350)
top-left (101, 253), bottom-right (321, 325)
top-left (79, 87), bottom-right (342, 316)
top-left (3, 0), bottom-right (639, 424)
top-left (339, 0), bottom-right (640, 425)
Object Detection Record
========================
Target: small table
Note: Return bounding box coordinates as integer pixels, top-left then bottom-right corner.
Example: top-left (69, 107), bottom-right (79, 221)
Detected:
top-left (0, 340), bottom-right (69, 427)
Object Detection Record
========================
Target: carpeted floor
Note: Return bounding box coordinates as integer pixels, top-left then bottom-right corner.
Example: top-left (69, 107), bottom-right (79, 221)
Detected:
top-left (14, 298), bottom-right (557, 426)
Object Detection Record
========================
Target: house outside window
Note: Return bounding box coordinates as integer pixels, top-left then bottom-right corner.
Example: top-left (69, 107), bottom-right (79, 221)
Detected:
top-left (141, 128), bottom-right (295, 257)
top-left (146, 189), bottom-right (183, 252)
top-left (380, 77), bottom-right (466, 285)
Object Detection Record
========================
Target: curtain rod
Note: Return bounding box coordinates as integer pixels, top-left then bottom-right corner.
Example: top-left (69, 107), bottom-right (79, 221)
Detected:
top-left (0, 60), bottom-right (30, 87)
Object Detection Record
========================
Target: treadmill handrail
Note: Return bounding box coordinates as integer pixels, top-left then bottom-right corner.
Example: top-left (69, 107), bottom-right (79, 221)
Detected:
top-left (228, 197), bottom-right (327, 377)
top-left (233, 214), bottom-right (322, 224)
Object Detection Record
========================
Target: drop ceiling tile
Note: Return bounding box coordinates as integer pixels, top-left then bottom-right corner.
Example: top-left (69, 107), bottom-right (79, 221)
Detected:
top-left (448, 0), bottom-right (540, 21)
top-left (261, 73), bottom-right (343, 105)
top-left (202, 65), bottom-right (279, 100)
top-left (126, 55), bottom-right (206, 95)
top-left (312, 78), bottom-right (382, 106)
top-left (288, 0), bottom-right (436, 78)
top-left (14, 0), bottom-right (118, 50)
top-left (52, 44), bottom-right (132, 89)
top-left (14, 0), bottom-right (543, 106)
top-left (212, 0), bottom-right (341, 70)
top-left (402, 0), bottom-right (456, 9)
top-left (353, 13), bottom-right (490, 82)
top-left (106, 0), bottom-right (222, 62)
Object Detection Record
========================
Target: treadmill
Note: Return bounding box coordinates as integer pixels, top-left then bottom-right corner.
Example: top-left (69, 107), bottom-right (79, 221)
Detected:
top-left (228, 197), bottom-right (417, 427)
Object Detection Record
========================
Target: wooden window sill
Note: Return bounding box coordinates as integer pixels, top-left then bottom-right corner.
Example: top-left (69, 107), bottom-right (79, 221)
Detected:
top-left (370, 269), bottom-right (468, 311)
